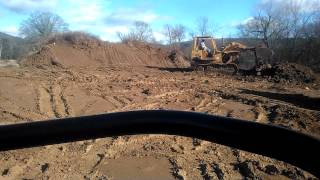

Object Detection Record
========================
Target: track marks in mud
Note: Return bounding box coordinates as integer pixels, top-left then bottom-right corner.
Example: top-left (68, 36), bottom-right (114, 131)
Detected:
top-left (195, 97), bottom-right (217, 112)
top-left (51, 85), bottom-right (71, 117)
top-left (169, 158), bottom-right (187, 180)
top-left (0, 108), bottom-right (26, 121)
top-left (198, 160), bottom-right (225, 180)
top-left (0, 97), bottom-right (45, 123)
top-left (102, 96), bottom-right (129, 109)
top-left (212, 90), bottom-right (261, 106)
top-left (60, 92), bottom-right (73, 116)
top-left (112, 96), bottom-right (132, 107)
top-left (38, 86), bottom-right (55, 117)
top-left (214, 88), bottom-right (320, 134)
top-left (152, 90), bottom-right (184, 99)
top-left (37, 85), bottom-right (72, 118)
top-left (240, 89), bottom-right (320, 111)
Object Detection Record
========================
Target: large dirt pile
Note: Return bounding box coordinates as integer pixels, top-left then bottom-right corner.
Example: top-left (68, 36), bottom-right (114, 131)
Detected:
top-left (21, 46), bottom-right (64, 68)
top-left (21, 33), bottom-right (190, 69)
top-left (265, 63), bottom-right (317, 84)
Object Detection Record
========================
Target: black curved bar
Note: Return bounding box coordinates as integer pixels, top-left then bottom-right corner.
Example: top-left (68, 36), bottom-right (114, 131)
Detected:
top-left (0, 110), bottom-right (319, 177)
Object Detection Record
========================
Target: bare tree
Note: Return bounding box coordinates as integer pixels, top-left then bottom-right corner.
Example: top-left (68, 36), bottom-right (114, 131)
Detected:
top-left (133, 21), bottom-right (154, 42)
top-left (196, 17), bottom-right (212, 36)
top-left (172, 24), bottom-right (186, 43)
top-left (163, 24), bottom-right (174, 45)
top-left (239, 0), bottom-right (319, 47)
top-left (117, 32), bottom-right (131, 43)
top-left (237, 1), bottom-right (284, 48)
top-left (118, 21), bottom-right (154, 43)
top-left (238, 0), bottom-right (320, 67)
top-left (163, 24), bottom-right (186, 45)
top-left (19, 12), bottom-right (68, 42)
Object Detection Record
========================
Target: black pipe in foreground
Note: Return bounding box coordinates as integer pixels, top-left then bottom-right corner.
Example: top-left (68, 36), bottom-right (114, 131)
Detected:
top-left (0, 110), bottom-right (319, 177)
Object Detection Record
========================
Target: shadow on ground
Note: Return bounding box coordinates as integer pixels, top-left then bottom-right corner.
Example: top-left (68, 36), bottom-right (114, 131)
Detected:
top-left (240, 89), bottom-right (320, 111)
top-left (146, 66), bottom-right (193, 72)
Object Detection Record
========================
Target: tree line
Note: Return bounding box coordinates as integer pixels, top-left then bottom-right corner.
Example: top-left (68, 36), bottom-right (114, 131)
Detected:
top-left (117, 16), bottom-right (215, 47)
top-left (238, 0), bottom-right (320, 68)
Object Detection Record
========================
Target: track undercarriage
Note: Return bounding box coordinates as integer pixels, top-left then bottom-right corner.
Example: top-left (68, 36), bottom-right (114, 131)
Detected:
top-left (191, 59), bottom-right (238, 75)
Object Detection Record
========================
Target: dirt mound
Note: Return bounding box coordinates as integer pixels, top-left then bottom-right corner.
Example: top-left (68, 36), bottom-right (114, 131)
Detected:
top-left (167, 49), bottom-right (190, 65)
top-left (266, 63), bottom-right (317, 84)
top-left (21, 46), bottom-right (64, 69)
top-left (21, 33), bottom-right (190, 69)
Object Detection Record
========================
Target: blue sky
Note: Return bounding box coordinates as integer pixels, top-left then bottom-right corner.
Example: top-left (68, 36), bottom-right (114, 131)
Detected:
top-left (0, 0), bottom-right (279, 42)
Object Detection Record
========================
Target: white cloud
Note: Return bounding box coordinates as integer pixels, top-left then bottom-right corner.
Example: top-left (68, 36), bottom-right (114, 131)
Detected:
top-left (62, 1), bottom-right (161, 27)
top-left (221, 17), bottom-right (253, 30)
top-left (242, 17), bottom-right (254, 25)
top-left (0, 0), bottom-right (167, 41)
top-left (57, 0), bottom-right (119, 41)
top-left (0, 0), bottom-right (58, 13)
top-left (0, 26), bottom-right (19, 36)
top-left (100, 8), bottom-right (164, 41)
top-left (260, 0), bottom-right (320, 12)
top-left (60, 1), bottom-right (164, 42)
top-left (100, 26), bottom-right (129, 41)
top-left (104, 8), bottom-right (160, 26)
top-left (153, 31), bottom-right (166, 42)
top-left (103, 26), bottom-right (129, 34)
top-left (64, 0), bottom-right (108, 25)
top-left (262, 0), bottom-right (320, 3)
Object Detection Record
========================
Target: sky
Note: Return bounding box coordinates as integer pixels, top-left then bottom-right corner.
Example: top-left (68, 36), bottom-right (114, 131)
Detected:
top-left (0, 0), bottom-right (317, 42)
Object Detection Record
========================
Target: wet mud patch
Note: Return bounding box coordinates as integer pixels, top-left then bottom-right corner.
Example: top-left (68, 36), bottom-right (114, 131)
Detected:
top-left (95, 157), bottom-right (174, 180)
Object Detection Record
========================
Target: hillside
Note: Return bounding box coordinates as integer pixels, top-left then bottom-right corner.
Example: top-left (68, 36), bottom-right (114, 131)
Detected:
top-left (0, 32), bottom-right (28, 60)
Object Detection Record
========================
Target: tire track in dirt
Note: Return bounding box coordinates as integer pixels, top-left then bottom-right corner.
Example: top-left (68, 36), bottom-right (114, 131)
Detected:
top-left (50, 85), bottom-right (72, 118)
top-left (79, 100), bottom-right (97, 115)
top-left (0, 107), bottom-right (45, 123)
top-left (102, 96), bottom-right (124, 109)
top-left (198, 160), bottom-right (225, 180)
top-left (112, 96), bottom-right (129, 107)
top-left (0, 108), bottom-right (25, 121)
top-left (195, 95), bottom-right (218, 112)
top-left (38, 84), bottom-right (72, 118)
top-left (198, 160), bottom-right (215, 180)
top-left (38, 85), bottom-right (55, 118)
top-left (169, 158), bottom-right (187, 180)
top-left (240, 89), bottom-right (320, 111)
top-left (0, 95), bottom-right (45, 122)
top-left (152, 90), bottom-right (184, 99)
top-left (60, 92), bottom-right (73, 116)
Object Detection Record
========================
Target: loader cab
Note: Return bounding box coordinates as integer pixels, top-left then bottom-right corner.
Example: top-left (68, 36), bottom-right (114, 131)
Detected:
top-left (191, 36), bottom-right (218, 61)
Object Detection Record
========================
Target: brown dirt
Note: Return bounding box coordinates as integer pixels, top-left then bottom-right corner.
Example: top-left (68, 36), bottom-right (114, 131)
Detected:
top-left (264, 63), bottom-right (318, 84)
top-left (20, 36), bottom-right (190, 69)
top-left (0, 39), bottom-right (319, 179)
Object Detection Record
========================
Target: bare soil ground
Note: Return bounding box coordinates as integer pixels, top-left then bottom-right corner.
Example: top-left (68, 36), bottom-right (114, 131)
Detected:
top-left (0, 38), bottom-right (319, 179)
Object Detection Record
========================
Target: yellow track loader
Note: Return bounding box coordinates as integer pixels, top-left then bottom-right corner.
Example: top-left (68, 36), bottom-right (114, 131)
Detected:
top-left (190, 36), bottom-right (272, 75)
